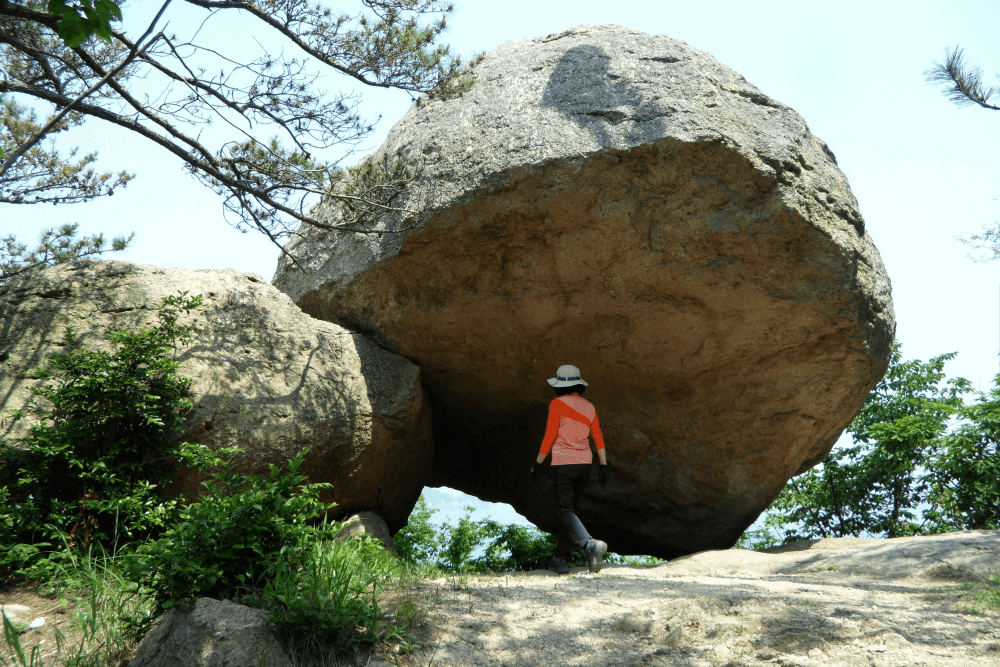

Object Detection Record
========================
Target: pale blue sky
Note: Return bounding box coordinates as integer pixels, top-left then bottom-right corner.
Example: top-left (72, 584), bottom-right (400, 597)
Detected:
top-left (2, 2), bottom-right (998, 528)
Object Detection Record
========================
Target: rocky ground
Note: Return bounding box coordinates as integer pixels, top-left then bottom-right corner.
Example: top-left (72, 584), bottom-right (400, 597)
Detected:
top-left (381, 530), bottom-right (1000, 667)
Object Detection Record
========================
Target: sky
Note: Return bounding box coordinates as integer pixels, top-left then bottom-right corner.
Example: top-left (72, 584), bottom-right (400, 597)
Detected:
top-left (2, 1), bottom-right (998, 531)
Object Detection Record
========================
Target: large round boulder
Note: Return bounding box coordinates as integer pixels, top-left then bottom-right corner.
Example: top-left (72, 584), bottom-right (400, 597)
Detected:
top-left (0, 261), bottom-right (432, 529)
top-left (272, 25), bottom-right (895, 557)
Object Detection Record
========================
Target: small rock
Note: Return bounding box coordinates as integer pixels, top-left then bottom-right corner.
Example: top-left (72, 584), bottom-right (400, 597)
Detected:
top-left (129, 598), bottom-right (292, 667)
top-left (338, 512), bottom-right (399, 556)
top-left (663, 625), bottom-right (683, 646)
top-left (0, 605), bottom-right (32, 625)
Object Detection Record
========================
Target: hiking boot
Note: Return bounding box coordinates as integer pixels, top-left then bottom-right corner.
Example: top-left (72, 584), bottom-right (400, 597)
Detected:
top-left (585, 539), bottom-right (607, 574)
top-left (549, 556), bottom-right (569, 575)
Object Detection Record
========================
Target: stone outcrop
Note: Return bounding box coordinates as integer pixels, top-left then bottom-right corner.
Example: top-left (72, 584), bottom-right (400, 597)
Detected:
top-left (0, 261), bottom-right (432, 529)
top-left (339, 511), bottom-right (399, 556)
top-left (128, 597), bottom-right (290, 667)
top-left (271, 25), bottom-right (895, 558)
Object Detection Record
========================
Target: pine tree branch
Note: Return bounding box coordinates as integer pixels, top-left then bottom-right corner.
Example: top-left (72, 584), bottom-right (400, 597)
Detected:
top-left (925, 46), bottom-right (1000, 111)
top-left (0, 0), bottom-right (174, 179)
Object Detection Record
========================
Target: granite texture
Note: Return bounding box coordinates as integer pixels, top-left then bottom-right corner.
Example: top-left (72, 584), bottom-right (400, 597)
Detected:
top-left (0, 260), bottom-right (432, 530)
top-left (271, 25), bottom-right (895, 558)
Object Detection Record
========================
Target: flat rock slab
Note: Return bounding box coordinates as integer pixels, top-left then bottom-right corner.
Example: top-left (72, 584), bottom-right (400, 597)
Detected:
top-left (0, 261), bottom-right (432, 528)
top-left (399, 530), bottom-right (1000, 667)
top-left (272, 25), bottom-right (895, 557)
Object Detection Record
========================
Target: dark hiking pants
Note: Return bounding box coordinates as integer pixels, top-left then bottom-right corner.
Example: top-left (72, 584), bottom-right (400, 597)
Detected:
top-left (552, 463), bottom-right (593, 558)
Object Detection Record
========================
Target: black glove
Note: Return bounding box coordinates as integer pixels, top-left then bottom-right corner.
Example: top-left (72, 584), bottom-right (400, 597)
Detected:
top-left (530, 461), bottom-right (540, 477)
top-left (599, 465), bottom-right (610, 486)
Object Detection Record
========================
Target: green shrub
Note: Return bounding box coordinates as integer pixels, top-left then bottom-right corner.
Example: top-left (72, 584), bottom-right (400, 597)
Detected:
top-left (925, 380), bottom-right (1000, 531)
top-left (477, 520), bottom-right (560, 571)
top-left (395, 498), bottom-right (659, 572)
top-left (127, 448), bottom-right (340, 616)
top-left (266, 533), bottom-right (401, 656)
top-left (734, 522), bottom-right (785, 551)
top-left (393, 495), bottom-right (441, 565)
top-left (0, 292), bottom-right (208, 581)
top-left (437, 506), bottom-right (491, 572)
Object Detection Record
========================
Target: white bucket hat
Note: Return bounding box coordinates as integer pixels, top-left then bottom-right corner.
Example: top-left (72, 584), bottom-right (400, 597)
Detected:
top-left (547, 364), bottom-right (588, 387)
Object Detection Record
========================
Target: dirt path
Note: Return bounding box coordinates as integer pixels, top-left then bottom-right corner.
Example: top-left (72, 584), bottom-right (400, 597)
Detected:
top-left (391, 530), bottom-right (1000, 667)
top-left (3, 530), bottom-right (998, 666)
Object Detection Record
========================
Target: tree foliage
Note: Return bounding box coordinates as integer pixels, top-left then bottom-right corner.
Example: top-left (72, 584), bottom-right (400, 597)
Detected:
top-left (0, 222), bottom-right (133, 285)
top-left (0, 0), bottom-right (471, 265)
top-left (0, 95), bottom-right (132, 203)
top-left (0, 292), bottom-right (212, 579)
top-left (47, 0), bottom-right (123, 47)
top-left (925, 46), bottom-right (1000, 111)
top-left (925, 382), bottom-right (1000, 530)
top-left (754, 344), bottom-right (1000, 546)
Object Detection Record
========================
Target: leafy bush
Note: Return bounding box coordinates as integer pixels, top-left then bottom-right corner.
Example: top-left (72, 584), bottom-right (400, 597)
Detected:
top-left (393, 495), bottom-right (441, 565)
top-left (477, 521), bottom-right (562, 571)
top-left (925, 381), bottom-right (1000, 530)
top-left (128, 448), bottom-right (340, 616)
top-left (0, 292), bottom-right (208, 580)
top-left (395, 502), bottom-right (561, 572)
top-left (394, 498), bottom-right (661, 571)
top-left (734, 523), bottom-right (784, 551)
top-left (437, 506), bottom-right (492, 572)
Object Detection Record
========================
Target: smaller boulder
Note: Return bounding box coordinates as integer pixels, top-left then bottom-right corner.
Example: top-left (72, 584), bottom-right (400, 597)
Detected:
top-left (129, 598), bottom-right (290, 667)
top-left (0, 261), bottom-right (433, 530)
top-left (339, 511), bottom-right (398, 556)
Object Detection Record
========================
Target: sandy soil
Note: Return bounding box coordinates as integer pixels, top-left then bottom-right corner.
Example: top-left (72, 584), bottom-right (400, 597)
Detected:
top-left (385, 530), bottom-right (1000, 667)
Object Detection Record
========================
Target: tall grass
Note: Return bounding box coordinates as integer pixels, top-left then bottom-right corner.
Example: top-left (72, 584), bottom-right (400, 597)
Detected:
top-left (265, 534), bottom-right (404, 662)
top-left (1, 539), bottom-right (152, 667)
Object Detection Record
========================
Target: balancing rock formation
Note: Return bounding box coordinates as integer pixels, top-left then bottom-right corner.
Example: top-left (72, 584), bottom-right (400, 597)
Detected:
top-left (0, 261), bottom-right (432, 530)
top-left (272, 25), bottom-right (895, 558)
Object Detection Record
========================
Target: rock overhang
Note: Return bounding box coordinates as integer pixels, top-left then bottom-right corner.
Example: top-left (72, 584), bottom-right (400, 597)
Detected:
top-left (272, 25), bottom-right (894, 558)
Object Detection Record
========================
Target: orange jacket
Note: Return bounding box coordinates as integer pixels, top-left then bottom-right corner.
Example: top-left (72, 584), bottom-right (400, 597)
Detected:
top-left (539, 394), bottom-right (606, 465)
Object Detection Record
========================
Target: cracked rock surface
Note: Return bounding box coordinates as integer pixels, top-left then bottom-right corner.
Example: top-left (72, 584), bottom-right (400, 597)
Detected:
top-left (272, 25), bottom-right (895, 557)
top-left (0, 261), bottom-right (431, 529)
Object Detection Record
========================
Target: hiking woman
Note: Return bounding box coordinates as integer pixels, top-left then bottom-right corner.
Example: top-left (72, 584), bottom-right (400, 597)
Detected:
top-left (530, 364), bottom-right (610, 574)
